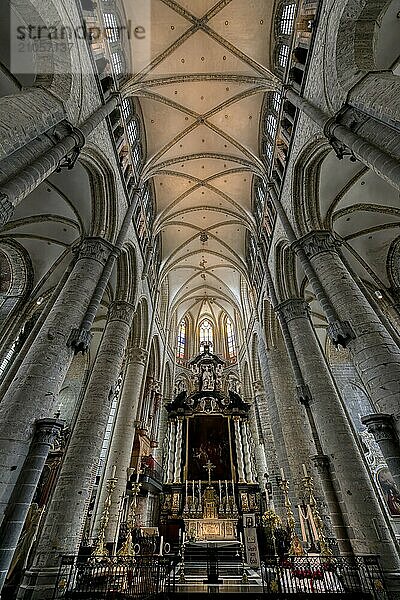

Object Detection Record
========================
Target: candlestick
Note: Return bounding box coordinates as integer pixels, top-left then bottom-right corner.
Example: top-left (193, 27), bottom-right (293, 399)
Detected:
top-left (302, 463), bottom-right (308, 478)
top-left (111, 465), bottom-right (116, 480)
top-left (192, 480), bottom-right (195, 503)
top-left (225, 479), bottom-right (228, 498)
top-left (280, 467), bottom-right (285, 480)
top-left (219, 480), bottom-right (222, 505)
top-left (159, 535), bottom-right (164, 555)
top-left (185, 479), bottom-right (188, 500)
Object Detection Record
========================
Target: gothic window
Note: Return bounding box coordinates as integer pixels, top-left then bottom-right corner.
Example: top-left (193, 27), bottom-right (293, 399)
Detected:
top-left (279, 2), bottom-right (296, 35)
top-left (271, 91), bottom-right (282, 114)
top-left (177, 319), bottom-right (186, 360)
top-left (132, 144), bottom-right (142, 169)
top-left (264, 141), bottom-right (273, 162)
top-left (111, 51), bottom-right (122, 74)
top-left (266, 114), bottom-right (277, 138)
top-left (277, 43), bottom-right (289, 68)
top-left (121, 98), bottom-right (131, 119)
top-left (199, 319), bottom-right (213, 351)
top-left (103, 12), bottom-right (119, 42)
top-left (226, 318), bottom-right (236, 361)
top-left (127, 118), bottom-right (139, 144)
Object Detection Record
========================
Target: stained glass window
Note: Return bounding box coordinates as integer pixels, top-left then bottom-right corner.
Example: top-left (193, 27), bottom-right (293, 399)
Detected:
top-left (226, 318), bottom-right (236, 360)
top-left (177, 319), bottom-right (186, 360)
top-left (200, 319), bottom-right (213, 350)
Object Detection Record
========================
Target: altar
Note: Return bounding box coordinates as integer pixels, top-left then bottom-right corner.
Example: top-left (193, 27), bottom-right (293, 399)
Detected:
top-left (186, 518), bottom-right (237, 541)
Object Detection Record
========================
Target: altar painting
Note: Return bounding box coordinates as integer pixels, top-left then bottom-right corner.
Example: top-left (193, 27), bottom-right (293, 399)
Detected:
top-left (188, 415), bottom-right (230, 480)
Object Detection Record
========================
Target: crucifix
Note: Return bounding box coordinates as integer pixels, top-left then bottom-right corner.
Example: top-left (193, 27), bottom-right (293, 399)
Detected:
top-left (203, 460), bottom-right (215, 484)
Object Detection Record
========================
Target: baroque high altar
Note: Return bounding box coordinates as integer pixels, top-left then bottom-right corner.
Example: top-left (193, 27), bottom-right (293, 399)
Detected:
top-left (161, 345), bottom-right (261, 551)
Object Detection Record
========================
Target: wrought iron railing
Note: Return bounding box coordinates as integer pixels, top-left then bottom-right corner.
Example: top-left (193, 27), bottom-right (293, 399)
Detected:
top-left (260, 555), bottom-right (389, 598)
top-left (53, 553), bottom-right (389, 599)
top-left (53, 555), bottom-right (179, 599)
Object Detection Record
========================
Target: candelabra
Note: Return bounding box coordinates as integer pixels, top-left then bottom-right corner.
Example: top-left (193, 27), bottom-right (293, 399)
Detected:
top-left (278, 473), bottom-right (303, 556)
top-left (302, 472), bottom-right (332, 557)
top-left (92, 473), bottom-right (117, 560)
top-left (118, 482), bottom-right (142, 557)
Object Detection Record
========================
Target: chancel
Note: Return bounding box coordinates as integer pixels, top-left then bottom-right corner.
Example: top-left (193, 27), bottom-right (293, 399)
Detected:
top-left (0, 0), bottom-right (399, 598)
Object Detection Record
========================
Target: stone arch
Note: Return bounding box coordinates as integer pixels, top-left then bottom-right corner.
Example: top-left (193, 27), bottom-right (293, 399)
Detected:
top-left (291, 139), bottom-right (331, 236)
top-left (242, 361), bottom-right (252, 400)
top-left (163, 361), bottom-right (173, 400)
top-left (251, 332), bottom-right (262, 382)
top-left (274, 241), bottom-right (299, 303)
top-left (139, 297), bottom-right (149, 350)
top-left (79, 148), bottom-right (119, 242)
top-left (0, 240), bottom-right (33, 337)
top-left (116, 244), bottom-right (138, 305)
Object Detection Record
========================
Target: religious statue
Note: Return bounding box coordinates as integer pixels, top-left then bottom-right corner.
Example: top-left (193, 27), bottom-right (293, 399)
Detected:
top-left (201, 366), bottom-right (214, 391)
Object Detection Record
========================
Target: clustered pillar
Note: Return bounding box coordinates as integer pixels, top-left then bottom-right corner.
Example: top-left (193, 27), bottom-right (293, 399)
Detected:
top-left (0, 238), bottom-right (113, 524)
top-left (18, 301), bottom-right (135, 599)
top-left (278, 298), bottom-right (400, 570)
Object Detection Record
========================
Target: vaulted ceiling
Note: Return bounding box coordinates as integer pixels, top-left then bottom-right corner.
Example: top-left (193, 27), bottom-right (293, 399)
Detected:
top-left (123, 0), bottom-right (279, 325)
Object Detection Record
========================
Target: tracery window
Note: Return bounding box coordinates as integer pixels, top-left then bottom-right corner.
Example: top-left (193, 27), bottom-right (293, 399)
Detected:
top-left (103, 12), bottom-right (119, 42)
top-left (121, 98), bottom-right (131, 120)
top-left (177, 319), bottom-right (186, 361)
top-left (277, 43), bottom-right (289, 68)
top-left (111, 51), bottom-right (122, 74)
top-left (226, 318), bottom-right (236, 361)
top-left (127, 118), bottom-right (139, 144)
top-left (199, 319), bottom-right (213, 351)
top-left (266, 114), bottom-right (277, 138)
top-left (280, 2), bottom-right (296, 35)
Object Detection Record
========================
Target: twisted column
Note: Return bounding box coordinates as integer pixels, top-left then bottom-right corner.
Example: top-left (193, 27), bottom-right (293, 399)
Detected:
top-left (19, 301), bottom-right (135, 599)
top-left (0, 238), bottom-right (112, 524)
top-left (173, 417), bottom-right (183, 484)
top-left (166, 421), bottom-right (176, 484)
top-left (233, 417), bottom-right (246, 483)
top-left (241, 420), bottom-right (256, 484)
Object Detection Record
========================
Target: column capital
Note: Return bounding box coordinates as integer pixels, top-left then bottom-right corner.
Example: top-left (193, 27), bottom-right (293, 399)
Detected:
top-left (276, 298), bottom-right (309, 323)
top-left (126, 346), bottom-right (148, 365)
top-left (108, 301), bottom-right (135, 325)
top-left (361, 413), bottom-right (397, 443)
top-left (34, 418), bottom-right (64, 447)
top-left (294, 230), bottom-right (341, 259)
top-left (74, 237), bottom-right (114, 266)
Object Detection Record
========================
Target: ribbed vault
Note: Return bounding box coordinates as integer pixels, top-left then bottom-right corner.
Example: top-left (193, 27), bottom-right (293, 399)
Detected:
top-left (123, 0), bottom-right (278, 325)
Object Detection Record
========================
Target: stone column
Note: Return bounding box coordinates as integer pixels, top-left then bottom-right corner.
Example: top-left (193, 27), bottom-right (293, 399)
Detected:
top-left (0, 419), bottom-right (63, 591)
top-left (19, 301), bottom-right (135, 600)
top-left (297, 231), bottom-right (400, 442)
top-left (241, 420), bottom-right (256, 484)
top-left (173, 417), bottom-right (183, 484)
top-left (233, 417), bottom-right (246, 483)
top-left (0, 238), bottom-right (112, 524)
top-left (166, 421), bottom-right (176, 484)
top-left (286, 88), bottom-right (400, 191)
top-left (362, 414), bottom-right (400, 491)
top-left (279, 298), bottom-right (400, 569)
top-left (0, 96), bottom-right (119, 226)
top-left (102, 346), bottom-right (148, 543)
